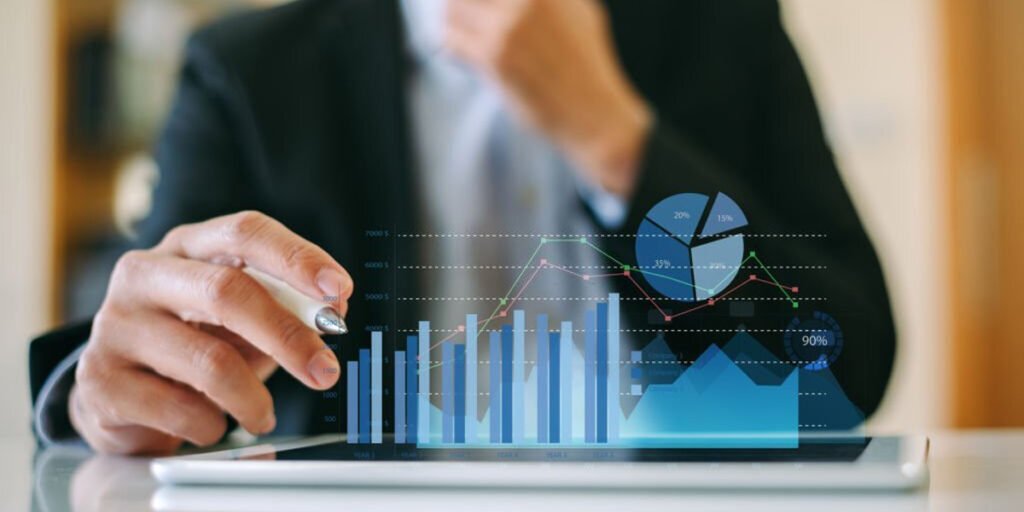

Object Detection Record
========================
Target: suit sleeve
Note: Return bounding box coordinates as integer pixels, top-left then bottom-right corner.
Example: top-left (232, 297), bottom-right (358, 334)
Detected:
top-left (615, 3), bottom-right (896, 419)
top-left (29, 35), bottom-right (259, 444)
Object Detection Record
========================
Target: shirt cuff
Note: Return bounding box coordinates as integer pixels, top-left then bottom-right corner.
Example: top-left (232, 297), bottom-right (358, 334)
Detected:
top-left (575, 173), bottom-right (629, 230)
top-left (33, 344), bottom-right (87, 447)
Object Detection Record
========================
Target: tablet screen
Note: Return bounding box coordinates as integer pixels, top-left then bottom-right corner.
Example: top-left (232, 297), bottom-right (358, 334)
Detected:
top-left (242, 437), bottom-right (871, 463)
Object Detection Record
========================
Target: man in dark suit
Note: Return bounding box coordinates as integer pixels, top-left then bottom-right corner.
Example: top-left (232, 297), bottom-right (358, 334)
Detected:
top-left (30, 0), bottom-right (895, 454)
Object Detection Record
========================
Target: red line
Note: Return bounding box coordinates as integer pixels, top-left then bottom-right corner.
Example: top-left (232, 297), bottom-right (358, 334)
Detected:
top-left (424, 255), bottom-right (798, 343)
top-left (502, 263), bottom-right (547, 313)
top-left (754, 277), bottom-right (795, 292)
top-left (626, 274), bottom-right (669, 318)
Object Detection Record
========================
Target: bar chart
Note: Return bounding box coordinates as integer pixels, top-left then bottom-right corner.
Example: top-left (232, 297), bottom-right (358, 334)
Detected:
top-left (344, 293), bottom-right (623, 446)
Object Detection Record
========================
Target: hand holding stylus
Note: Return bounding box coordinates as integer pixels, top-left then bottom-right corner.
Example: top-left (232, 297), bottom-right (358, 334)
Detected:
top-left (71, 211), bottom-right (353, 455)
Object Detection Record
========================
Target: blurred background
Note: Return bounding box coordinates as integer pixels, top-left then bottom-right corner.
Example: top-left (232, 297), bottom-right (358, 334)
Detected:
top-left (1, 0), bottom-right (1021, 437)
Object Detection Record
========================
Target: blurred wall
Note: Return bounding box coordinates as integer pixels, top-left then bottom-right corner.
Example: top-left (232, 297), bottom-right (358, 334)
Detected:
top-left (781, 0), bottom-right (948, 430)
top-left (0, 0), bottom-right (54, 436)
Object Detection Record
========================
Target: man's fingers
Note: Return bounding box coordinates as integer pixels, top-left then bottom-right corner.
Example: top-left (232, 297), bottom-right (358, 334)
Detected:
top-left (117, 312), bottom-right (277, 434)
top-left (76, 366), bottom-right (228, 448)
top-left (157, 211), bottom-right (353, 310)
top-left (111, 252), bottom-right (340, 390)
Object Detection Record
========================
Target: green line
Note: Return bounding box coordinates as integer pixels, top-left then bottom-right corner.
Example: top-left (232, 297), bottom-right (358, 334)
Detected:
top-left (476, 240), bottom-right (547, 334)
top-left (751, 253), bottom-right (796, 303)
top-left (630, 268), bottom-right (713, 294)
top-left (582, 240), bottom-right (627, 267)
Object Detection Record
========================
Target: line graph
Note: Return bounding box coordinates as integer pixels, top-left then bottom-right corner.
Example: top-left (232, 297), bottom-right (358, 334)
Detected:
top-left (415, 235), bottom-right (801, 366)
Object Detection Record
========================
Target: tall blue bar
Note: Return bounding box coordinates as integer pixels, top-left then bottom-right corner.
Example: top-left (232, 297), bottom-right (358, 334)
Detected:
top-left (442, 342), bottom-right (454, 444)
top-left (406, 336), bottom-right (418, 444)
top-left (455, 344), bottom-right (466, 443)
top-left (347, 361), bottom-right (358, 444)
top-left (596, 302), bottom-right (609, 443)
top-left (395, 350), bottom-right (406, 444)
top-left (608, 293), bottom-right (621, 443)
top-left (536, 314), bottom-right (549, 443)
top-left (358, 349), bottom-right (370, 444)
top-left (512, 311), bottom-right (525, 444)
top-left (549, 331), bottom-right (560, 443)
top-left (584, 309), bottom-right (597, 443)
top-left (371, 332), bottom-right (383, 444)
top-left (417, 321), bottom-right (430, 443)
top-left (489, 331), bottom-right (501, 443)
top-left (501, 325), bottom-right (513, 444)
top-left (465, 314), bottom-right (478, 444)
top-left (559, 322), bottom-right (573, 443)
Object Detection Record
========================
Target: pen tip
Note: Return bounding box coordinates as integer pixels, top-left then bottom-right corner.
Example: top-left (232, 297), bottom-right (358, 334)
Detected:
top-left (315, 308), bottom-right (348, 335)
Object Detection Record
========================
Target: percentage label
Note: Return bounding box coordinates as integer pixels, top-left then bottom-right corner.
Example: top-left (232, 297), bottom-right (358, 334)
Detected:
top-left (654, 259), bottom-right (672, 269)
top-left (673, 211), bottom-right (691, 219)
top-left (802, 335), bottom-right (830, 347)
top-left (717, 214), bottom-right (734, 222)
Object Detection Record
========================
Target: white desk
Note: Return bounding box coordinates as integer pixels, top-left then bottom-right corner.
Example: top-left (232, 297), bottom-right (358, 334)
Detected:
top-left (6, 430), bottom-right (1023, 511)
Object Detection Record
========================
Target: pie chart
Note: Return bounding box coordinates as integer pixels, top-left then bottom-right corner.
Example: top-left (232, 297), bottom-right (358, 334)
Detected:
top-left (635, 192), bottom-right (748, 302)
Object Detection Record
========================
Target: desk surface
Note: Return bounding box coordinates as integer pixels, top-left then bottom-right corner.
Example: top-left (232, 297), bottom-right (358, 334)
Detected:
top-left (4, 430), bottom-right (1023, 511)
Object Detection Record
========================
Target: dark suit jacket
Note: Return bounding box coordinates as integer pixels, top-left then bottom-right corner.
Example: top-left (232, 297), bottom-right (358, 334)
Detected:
top-left (30, 0), bottom-right (896, 442)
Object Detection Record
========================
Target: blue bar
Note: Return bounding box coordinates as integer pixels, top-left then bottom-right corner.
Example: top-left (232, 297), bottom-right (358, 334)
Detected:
top-left (501, 324), bottom-right (513, 444)
top-left (584, 309), bottom-right (597, 443)
top-left (536, 314), bottom-right (549, 443)
top-left (489, 331), bottom-right (501, 443)
top-left (347, 361), bottom-right (358, 444)
top-left (418, 322), bottom-right (430, 443)
top-left (359, 349), bottom-right (370, 444)
top-left (512, 311), bottom-right (525, 444)
top-left (560, 322), bottom-right (573, 443)
top-left (395, 350), bottom-right (406, 444)
top-left (597, 302), bottom-right (608, 443)
top-left (549, 331), bottom-right (560, 444)
top-left (455, 344), bottom-right (466, 444)
top-left (406, 336), bottom-right (418, 444)
top-left (371, 332), bottom-right (383, 444)
top-left (608, 293), bottom-right (621, 443)
top-left (442, 342), bottom-right (454, 444)
top-left (465, 315), bottom-right (478, 444)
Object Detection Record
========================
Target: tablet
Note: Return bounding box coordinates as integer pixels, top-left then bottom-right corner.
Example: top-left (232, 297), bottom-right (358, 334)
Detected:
top-left (152, 434), bottom-right (928, 490)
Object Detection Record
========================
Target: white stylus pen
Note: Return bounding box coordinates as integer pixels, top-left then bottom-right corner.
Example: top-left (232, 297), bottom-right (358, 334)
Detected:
top-left (243, 267), bottom-right (348, 335)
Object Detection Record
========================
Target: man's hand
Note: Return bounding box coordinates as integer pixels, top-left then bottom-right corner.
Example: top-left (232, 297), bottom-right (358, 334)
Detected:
top-left (70, 211), bottom-right (353, 455)
top-left (445, 0), bottom-right (653, 198)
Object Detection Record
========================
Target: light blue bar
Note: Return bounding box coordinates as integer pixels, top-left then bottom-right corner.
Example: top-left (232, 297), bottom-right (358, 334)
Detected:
top-left (418, 321), bottom-right (430, 443)
top-left (560, 321), bottom-right (573, 443)
top-left (584, 309), bottom-right (596, 443)
top-left (512, 310), bottom-right (525, 444)
top-left (442, 342), bottom-right (454, 444)
top-left (489, 331), bottom-right (501, 443)
top-left (395, 350), bottom-right (406, 444)
top-left (465, 315), bottom-right (478, 444)
top-left (371, 331), bottom-right (383, 444)
top-left (597, 303), bottom-right (607, 443)
top-left (608, 293), bottom-right (621, 443)
top-left (347, 361), bottom-right (358, 444)
top-left (536, 314), bottom-right (549, 443)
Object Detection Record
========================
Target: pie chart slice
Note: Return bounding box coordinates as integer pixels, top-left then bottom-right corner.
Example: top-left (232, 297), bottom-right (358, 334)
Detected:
top-left (645, 193), bottom-right (708, 246)
top-left (635, 217), bottom-right (696, 302)
top-left (691, 234), bottom-right (745, 301)
top-left (700, 193), bottom-right (748, 238)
